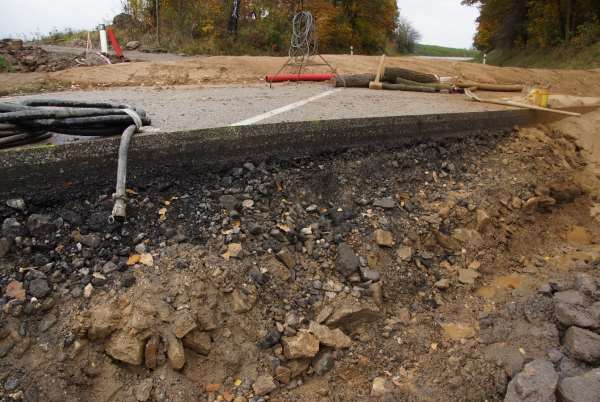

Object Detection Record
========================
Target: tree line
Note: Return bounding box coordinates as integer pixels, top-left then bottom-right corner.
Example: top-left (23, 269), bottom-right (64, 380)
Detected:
top-left (121, 0), bottom-right (415, 55)
top-left (463, 0), bottom-right (600, 51)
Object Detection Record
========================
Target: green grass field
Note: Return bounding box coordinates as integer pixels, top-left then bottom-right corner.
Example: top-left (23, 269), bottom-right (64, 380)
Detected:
top-left (414, 44), bottom-right (480, 58)
top-left (487, 43), bottom-right (600, 69)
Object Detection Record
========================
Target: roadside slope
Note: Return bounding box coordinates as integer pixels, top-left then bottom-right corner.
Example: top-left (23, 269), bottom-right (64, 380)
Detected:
top-left (2, 55), bottom-right (600, 96)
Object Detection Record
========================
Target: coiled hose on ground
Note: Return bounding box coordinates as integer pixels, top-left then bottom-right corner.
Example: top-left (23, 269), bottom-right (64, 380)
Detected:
top-left (0, 99), bottom-right (152, 221)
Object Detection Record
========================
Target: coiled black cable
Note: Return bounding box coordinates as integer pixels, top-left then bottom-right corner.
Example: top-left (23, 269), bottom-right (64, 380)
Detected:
top-left (0, 99), bottom-right (151, 149)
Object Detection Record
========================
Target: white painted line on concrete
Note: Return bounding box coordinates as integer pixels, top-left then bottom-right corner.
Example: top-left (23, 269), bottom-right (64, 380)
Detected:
top-left (230, 88), bottom-right (342, 126)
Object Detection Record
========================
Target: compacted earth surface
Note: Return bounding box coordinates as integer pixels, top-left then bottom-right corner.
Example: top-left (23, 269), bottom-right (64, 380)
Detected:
top-left (1, 108), bottom-right (600, 402)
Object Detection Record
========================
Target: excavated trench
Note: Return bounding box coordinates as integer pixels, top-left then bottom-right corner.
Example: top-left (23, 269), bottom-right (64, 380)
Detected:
top-left (1, 109), bottom-right (600, 402)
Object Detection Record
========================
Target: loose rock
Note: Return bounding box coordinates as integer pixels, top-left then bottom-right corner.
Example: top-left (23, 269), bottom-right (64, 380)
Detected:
top-left (308, 321), bottom-right (352, 349)
top-left (373, 198), bottom-right (396, 209)
top-left (172, 310), bottom-right (197, 338)
top-left (28, 278), bottom-right (51, 298)
top-left (458, 269), bottom-right (480, 285)
top-left (5, 281), bottom-right (25, 301)
top-left (336, 244), bottom-right (360, 277)
top-left (504, 360), bottom-right (558, 402)
top-left (563, 326), bottom-right (600, 364)
top-left (374, 230), bottom-right (394, 247)
top-left (325, 299), bottom-right (381, 331)
top-left (105, 331), bottom-right (144, 365)
top-left (252, 375), bottom-right (277, 396)
top-left (557, 368), bottom-right (600, 402)
top-left (6, 198), bottom-right (25, 210)
top-left (165, 331), bottom-right (186, 370)
top-left (26, 214), bottom-right (55, 237)
top-left (182, 330), bottom-right (211, 355)
top-left (282, 331), bottom-right (320, 359)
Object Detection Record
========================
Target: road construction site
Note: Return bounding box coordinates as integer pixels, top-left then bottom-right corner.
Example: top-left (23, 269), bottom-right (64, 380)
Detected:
top-left (2, 42), bottom-right (600, 402)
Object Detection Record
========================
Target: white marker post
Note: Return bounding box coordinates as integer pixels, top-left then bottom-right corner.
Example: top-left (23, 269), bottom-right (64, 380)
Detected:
top-left (99, 24), bottom-right (108, 55)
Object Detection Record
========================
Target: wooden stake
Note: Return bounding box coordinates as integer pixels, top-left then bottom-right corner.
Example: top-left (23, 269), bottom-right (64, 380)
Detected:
top-left (369, 55), bottom-right (386, 90)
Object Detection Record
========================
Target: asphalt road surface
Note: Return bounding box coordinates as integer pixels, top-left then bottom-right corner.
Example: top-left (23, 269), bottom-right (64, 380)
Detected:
top-left (1, 83), bottom-right (510, 141)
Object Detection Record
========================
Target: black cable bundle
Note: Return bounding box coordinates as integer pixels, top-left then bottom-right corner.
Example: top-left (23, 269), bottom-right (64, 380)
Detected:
top-left (0, 99), bottom-right (151, 149)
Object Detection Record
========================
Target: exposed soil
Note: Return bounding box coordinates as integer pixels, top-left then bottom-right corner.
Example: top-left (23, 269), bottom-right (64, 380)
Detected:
top-left (1, 53), bottom-right (600, 96)
top-left (1, 102), bottom-right (600, 401)
top-left (0, 40), bottom-right (116, 75)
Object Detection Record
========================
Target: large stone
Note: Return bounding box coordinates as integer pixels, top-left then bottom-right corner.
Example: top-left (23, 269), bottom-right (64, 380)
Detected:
top-left (28, 278), bottom-right (51, 298)
top-left (452, 228), bottom-right (483, 246)
top-left (336, 243), bottom-right (359, 276)
top-left (276, 248), bottom-right (295, 269)
top-left (374, 230), bottom-right (394, 247)
top-left (2, 218), bottom-right (25, 238)
top-left (396, 246), bottom-right (413, 262)
top-left (282, 331), bottom-right (320, 359)
top-left (563, 327), bottom-right (600, 364)
top-left (252, 375), bottom-right (277, 396)
top-left (308, 321), bottom-right (352, 349)
top-left (26, 214), bottom-right (56, 237)
top-left (88, 305), bottom-right (121, 340)
top-left (182, 329), bottom-right (211, 355)
top-left (287, 359), bottom-right (310, 378)
top-left (105, 331), bottom-right (144, 365)
top-left (555, 303), bottom-right (598, 329)
top-left (126, 41), bottom-right (141, 50)
top-left (483, 343), bottom-right (525, 378)
top-left (504, 360), bottom-right (558, 402)
top-left (145, 334), bottom-right (160, 370)
top-left (219, 195), bottom-right (238, 211)
top-left (275, 365), bottom-right (291, 384)
top-left (373, 198), bottom-right (396, 209)
top-left (80, 234), bottom-right (101, 249)
top-left (325, 299), bottom-right (381, 331)
top-left (553, 290), bottom-right (586, 306)
top-left (5, 281), bottom-right (25, 301)
top-left (558, 368), bottom-right (600, 402)
top-left (6, 199), bottom-right (25, 211)
top-left (165, 331), bottom-right (186, 370)
top-left (224, 243), bottom-right (242, 260)
top-left (232, 288), bottom-right (257, 313)
top-left (458, 269), bottom-right (480, 285)
top-left (172, 309), bottom-right (197, 338)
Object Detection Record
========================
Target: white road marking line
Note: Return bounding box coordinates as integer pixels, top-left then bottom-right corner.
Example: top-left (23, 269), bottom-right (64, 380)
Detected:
top-left (230, 88), bottom-right (342, 126)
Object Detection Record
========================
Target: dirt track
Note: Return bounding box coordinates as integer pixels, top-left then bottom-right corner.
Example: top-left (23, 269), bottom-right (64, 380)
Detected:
top-left (2, 55), bottom-right (600, 96)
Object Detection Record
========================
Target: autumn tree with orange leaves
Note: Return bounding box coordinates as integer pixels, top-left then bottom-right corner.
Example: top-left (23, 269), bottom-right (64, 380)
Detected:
top-left (121, 0), bottom-right (399, 54)
top-left (463, 0), bottom-right (600, 51)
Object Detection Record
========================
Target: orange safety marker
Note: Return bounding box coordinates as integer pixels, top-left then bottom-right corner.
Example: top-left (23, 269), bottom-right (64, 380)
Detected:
top-left (106, 27), bottom-right (124, 60)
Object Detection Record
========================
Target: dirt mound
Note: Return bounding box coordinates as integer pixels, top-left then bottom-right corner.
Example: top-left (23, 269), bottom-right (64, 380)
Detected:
top-left (1, 106), bottom-right (600, 400)
top-left (0, 39), bottom-right (78, 73)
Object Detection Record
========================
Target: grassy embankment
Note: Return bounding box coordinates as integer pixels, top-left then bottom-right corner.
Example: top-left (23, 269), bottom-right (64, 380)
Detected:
top-left (486, 42), bottom-right (600, 69)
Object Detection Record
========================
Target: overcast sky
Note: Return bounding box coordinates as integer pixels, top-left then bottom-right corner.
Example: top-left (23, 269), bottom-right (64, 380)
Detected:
top-left (0, 0), bottom-right (479, 48)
